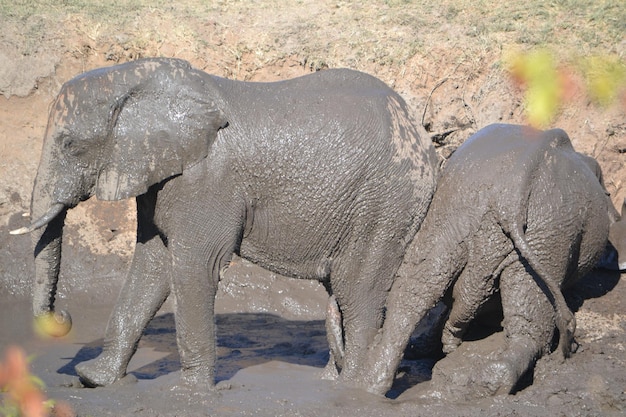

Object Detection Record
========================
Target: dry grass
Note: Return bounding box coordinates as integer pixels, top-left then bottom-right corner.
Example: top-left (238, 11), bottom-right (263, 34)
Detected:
top-left (1, 0), bottom-right (623, 80)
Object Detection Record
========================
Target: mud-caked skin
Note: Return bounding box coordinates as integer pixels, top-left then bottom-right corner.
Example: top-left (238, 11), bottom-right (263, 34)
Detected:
top-left (12, 58), bottom-right (438, 389)
top-left (361, 124), bottom-right (623, 397)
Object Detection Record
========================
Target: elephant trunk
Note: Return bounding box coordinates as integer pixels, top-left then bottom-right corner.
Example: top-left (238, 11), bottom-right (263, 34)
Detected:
top-left (30, 187), bottom-right (73, 335)
top-left (12, 140), bottom-right (74, 335)
top-left (30, 205), bottom-right (66, 318)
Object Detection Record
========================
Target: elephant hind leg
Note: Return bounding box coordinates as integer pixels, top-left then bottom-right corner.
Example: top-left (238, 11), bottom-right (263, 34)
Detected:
top-left (475, 261), bottom-right (555, 396)
top-left (441, 231), bottom-right (513, 353)
top-left (441, 264), bottom-right (499, 353)
top-left (442, 273), bottom-right (497, 354)
top-left (330, 253), bottom-right (396, 382)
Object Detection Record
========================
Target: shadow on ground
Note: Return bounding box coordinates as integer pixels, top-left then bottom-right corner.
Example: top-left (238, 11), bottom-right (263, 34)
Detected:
top-left (565, 267), bottom-right (622, 313)
top-left (58, 312), bottom-right (330, 383)
top-left (55, 266), bottom-right (622, 400)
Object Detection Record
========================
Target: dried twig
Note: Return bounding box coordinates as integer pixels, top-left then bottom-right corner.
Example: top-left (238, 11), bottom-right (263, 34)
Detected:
top-left (421, 77), bottom-right (449, 129)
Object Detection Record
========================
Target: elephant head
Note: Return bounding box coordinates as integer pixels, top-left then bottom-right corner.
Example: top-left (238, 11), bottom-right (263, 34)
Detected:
top-left (11, 58), bottom-right (227, 330)
top-left (580, 153), bottom-right (626, 271)
top-left (603, 198), bottom-right (626, 271)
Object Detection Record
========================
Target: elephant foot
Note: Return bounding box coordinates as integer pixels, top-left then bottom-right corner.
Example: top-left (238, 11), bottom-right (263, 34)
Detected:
top-left (434, 356), bottom-right (526, 399)
top-left (178, 367), bottom-right (216, 392)
top-left (354, 358), bottom-right (395, 396)
top-left (319, 356), bottom-right (340, 380)
top-left (75, 355), bottom-right (126, 388)
top-left (364, 374), bottom-right (393, 397)
top-left (471, 359), bottom-right (521, 396)
top-left (429, 332), bottom-right (536, 400)
top-left (468, 338), bottom-right (539, 396)
top-left (333, 368), bottom-right (386, 396)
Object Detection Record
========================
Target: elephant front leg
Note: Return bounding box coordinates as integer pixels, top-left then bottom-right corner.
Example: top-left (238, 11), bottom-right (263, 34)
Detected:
top-left (330, 249), bottom-right (399, 385)
top-left (76, 232), bottom-right (171, 387)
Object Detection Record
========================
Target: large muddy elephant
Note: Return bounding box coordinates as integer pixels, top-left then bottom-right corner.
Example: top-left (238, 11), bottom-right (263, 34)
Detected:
top-left (11, 58), bottom-right (438, 388)
top-left (360, 124), bottom-right (622, 397)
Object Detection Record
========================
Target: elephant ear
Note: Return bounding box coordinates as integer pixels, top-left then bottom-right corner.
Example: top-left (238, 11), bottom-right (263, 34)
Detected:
top-left (96, 83), bottom-right (227, 201)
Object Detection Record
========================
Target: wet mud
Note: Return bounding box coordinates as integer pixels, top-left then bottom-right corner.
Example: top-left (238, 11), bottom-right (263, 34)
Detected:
top-left (1, 211), bottom-right (625, 416)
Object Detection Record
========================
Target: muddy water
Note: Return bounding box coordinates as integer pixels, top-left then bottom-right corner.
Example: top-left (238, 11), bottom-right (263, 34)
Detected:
top-left (1, 215), bottom-right (625, 416)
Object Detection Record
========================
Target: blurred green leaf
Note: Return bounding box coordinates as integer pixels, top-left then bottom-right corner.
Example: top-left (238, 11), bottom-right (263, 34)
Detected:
top-left (579, 55), bottom-right (626, 106)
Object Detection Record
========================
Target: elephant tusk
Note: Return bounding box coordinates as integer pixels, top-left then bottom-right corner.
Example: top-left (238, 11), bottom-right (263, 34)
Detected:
top-left (10, 203), bottom-right (65, 235)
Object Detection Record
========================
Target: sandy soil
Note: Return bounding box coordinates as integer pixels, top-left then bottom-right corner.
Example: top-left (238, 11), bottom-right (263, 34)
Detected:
top-left (1, 2), bottom-right (625, 416)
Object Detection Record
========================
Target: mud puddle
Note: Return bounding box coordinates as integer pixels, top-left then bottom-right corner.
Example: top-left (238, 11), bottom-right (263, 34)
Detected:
top-left (1, 245), bottom-right (624, 416)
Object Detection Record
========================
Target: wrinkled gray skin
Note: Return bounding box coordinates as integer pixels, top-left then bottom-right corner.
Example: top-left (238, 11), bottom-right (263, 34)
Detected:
top-left (361, 124), bottom-right (621, 397)
top-left (12, 58), bottom-right (438, 389)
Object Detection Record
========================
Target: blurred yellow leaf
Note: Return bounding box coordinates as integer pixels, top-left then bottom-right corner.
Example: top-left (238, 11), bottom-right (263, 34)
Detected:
top-left (508, 49), bottom-right (626, 126)
top-left (33, 313), bottom-right (72, 339)
top-left (507, 49), bottom-right (563, 127)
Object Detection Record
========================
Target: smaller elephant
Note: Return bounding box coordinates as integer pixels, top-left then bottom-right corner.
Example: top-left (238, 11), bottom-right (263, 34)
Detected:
top-left (361, 124), bottom-right (623, 397)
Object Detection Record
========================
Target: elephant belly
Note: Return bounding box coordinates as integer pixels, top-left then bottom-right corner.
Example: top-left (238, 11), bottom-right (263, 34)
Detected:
top-left (237, 212), bottom-right (340, 281)
top-left (238, 234), bottom-right (333, 281)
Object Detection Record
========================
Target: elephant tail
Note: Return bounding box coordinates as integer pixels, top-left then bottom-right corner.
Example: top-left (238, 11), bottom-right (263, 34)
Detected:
top-left (504, 220), bottom-right (575, 361)
top-left (498, 128), bottom-right (576, 361)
